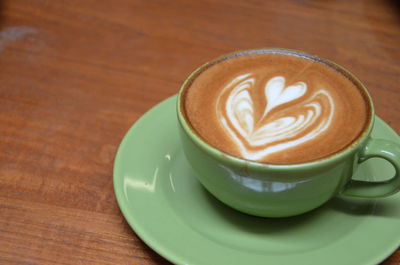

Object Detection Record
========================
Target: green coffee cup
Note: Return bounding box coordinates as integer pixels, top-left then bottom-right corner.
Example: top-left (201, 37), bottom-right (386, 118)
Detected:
top-left (177, 49), bottom-right (400, 218)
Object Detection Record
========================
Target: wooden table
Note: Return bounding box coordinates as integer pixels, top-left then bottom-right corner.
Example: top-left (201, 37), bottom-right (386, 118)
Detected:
top-left (1, 0), bottom-right (399, 264)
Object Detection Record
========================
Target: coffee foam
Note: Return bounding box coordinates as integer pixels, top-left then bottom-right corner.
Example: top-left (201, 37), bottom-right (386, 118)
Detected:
top-left (183, 52), bottom-right (370, 164)
top-left (218, 74), bottom-right (335, 161)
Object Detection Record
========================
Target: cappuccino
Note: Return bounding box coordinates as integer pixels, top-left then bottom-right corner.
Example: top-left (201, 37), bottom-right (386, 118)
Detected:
top-left (182, 50), bottom-right (371, 164)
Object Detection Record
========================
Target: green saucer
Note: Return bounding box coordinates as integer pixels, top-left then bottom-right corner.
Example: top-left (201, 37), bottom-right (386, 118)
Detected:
top-left (114, 96), bottom-right (400, 265)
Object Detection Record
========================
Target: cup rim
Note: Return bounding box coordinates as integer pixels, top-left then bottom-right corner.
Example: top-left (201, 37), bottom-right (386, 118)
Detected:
top-left (177, 48), bottom-right (375, 170)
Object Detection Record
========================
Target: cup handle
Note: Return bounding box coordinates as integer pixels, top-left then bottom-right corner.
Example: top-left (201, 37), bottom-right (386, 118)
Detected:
top-left (342, 138), bottom-right (400, 198)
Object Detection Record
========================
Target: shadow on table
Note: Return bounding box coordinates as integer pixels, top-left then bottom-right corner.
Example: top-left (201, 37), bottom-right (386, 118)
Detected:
top-left (363, 0), bottom-right (400, 62)
top-left (388, 0), bottom-right (400, 14)
top-left (0, 1), bottom-right (5, 27)
top-left (122, 217), bottom-right (173, 265)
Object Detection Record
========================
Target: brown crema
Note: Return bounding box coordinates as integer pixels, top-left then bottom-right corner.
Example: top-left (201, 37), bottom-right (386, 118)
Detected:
top-left (182, 50), bottom-right (371, 164)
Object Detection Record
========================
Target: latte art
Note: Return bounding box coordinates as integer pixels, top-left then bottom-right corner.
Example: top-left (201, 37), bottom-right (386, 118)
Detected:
top-left (218, 75), bottom-right (335, 161)
top-left (183, 51), bottom-right (369, 163)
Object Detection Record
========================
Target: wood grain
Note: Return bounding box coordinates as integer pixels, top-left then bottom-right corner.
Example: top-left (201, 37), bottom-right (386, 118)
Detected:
top-left (0, 0), bottom-right (399, 264)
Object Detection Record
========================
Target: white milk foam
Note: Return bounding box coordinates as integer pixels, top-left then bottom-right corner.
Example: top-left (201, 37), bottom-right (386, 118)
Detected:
top-left (217, 75), bottom-right (335, 161)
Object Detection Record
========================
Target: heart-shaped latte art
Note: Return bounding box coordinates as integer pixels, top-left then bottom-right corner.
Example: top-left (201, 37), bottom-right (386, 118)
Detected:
top-left (217, 74), bottom-right (335, 161)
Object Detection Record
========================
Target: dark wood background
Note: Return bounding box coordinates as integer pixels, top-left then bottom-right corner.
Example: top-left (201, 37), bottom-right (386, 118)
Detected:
top-left (1, 0), bottom-right (399, 264)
